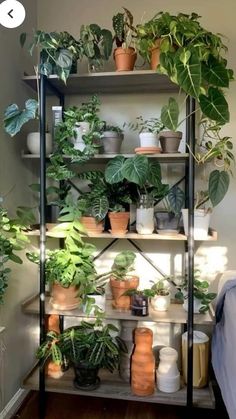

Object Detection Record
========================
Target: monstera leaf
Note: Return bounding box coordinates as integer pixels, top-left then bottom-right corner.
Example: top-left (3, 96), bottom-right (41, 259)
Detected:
top-left (175, 48), bottom-right (201, 98)
top-left (4, 99), bottom-right (38, 137)
top-left (199, 87), bottom-right (229, 124)
top-left (105, 156), bottom-right (126, 184)
top-left (161, 97), bottom-right (179, 131)
top-left (209, 170), bottom-right (229, 207)
top-left (122, 155), bottom-right (149, 186)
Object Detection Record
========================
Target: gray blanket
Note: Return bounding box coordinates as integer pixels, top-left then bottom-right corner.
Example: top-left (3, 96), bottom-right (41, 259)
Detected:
top-left (212, 278), bottom-right (236, 419)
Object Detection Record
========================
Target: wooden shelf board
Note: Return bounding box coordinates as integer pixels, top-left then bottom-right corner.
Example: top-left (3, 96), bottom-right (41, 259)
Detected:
top-left (22, 365), bottom-right (215, 409)
top-left (22, 295), bottom-right (214, 325)
top-left (22, 70), bottom-right (179, 95)
top-left (24, 225), bottom-right (218, 242)
top-left (21, 152), bottom-right (189, 163)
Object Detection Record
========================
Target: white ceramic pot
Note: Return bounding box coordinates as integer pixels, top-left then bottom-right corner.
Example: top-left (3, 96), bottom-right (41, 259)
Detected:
top-left (139, 132), bottom-right (159, 148)
top-left (70, 121), bottom-right (90, 151)
top-left (183, 296), bottom-right (203, 314)
top-left (136, 207), bottom-right (154, 235)
top-left (151, 293), bottom-right (170, 312)
top-left (181, 209), bottom-right (211, 240)
top-left (27, 132), bottom-right (53, 155)
top-left (83, 294), bottom-right (106, 315)
top-left (156, 347), bottom-right (180, 393)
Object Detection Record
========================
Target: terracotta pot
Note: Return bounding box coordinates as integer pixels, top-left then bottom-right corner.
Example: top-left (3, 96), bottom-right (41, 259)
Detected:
top-left (114, 47), bottom-right (137, 71)
top-left (50, 283), bottom-right (80, 310)
top-left (47, 315), bottom-right (60, 333)
top-left (131, 327), bottom-right (155, 396)
top-left (46, 361), bottom-right (64, 379)
top-left (108, 212), bottom-right (130, 234)
top-left (110, 276), bottom-right (139, 310)
top-left (159, 131), bottom-right (182, 153)
top-left (81, 216), bottom-right (104, 234)
top-left (150, 39), bottom-right (161, 70)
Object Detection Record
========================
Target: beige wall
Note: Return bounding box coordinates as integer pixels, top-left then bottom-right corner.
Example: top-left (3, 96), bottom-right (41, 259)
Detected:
top-left (0, 0), bottom-right (38, 411)
top-left (36, 0), bottom-right (236, 283)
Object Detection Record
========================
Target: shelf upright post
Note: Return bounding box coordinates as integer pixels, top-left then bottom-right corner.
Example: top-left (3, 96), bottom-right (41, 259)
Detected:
top-left (39, 62), bottom-right (47, 419)
top-left (186, 96), bottom-right (196, 408)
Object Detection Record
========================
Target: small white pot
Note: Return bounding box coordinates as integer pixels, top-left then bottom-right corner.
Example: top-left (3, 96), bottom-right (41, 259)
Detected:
top-left (183, 297), bottom-right (202, 314)
top-left (136, 207), bottom-right (154, 235)
top-left (83, 294), bottom-right (106, 315)
top-left (151, 293), bottom-right (170, 312)
top-left (27, 132), bottom-right (52, 155)
top-left (181, 209), bottom-right (211, 240)
top-left (139, 132), bottom-right (159, 148)
top-left (70, 121), bottom-right (90, 151)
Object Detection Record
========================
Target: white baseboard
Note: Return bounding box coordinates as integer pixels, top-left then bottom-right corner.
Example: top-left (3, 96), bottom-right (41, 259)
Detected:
top-left (0, 388), bottom-right (29, 419)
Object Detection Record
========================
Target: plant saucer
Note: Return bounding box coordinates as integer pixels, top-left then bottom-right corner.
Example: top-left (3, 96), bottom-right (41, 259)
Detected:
top-left (157, 229), bottom-right (180, 235)
top-left (108, 229), bottom-right (128, 235)
top-left (135, 147), bottom-right (161, 154)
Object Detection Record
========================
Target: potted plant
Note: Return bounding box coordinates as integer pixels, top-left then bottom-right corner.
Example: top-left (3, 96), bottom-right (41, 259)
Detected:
top-left (149, 279), bottom-right (171, 312)
top-left (101, 123), bottom-right (124, 154)
top-left (107, 251), bottom-right (139, 310)
top-left (126, 115), bottom-right (164, 149)
top-left (124, 289), bottom-right (150, 316)
top-left (159, 97), bottom-right (185, 153)
top-left (61, 321), bottom-right (126, 390)
top-left (27, 221), bottom-right (97, 310)
top-left (112, 8), bottom-right (137, 71)
top-left (108, 204), bottom-right (130, 235)
top-left (36, 330), bottom-right (65, 379)
top-left (174, 271), bottom-right (216, 314)
top-left (182, 169), bottom-right (230, 239)
top-left (105, 154), bottom-right (168, 235)
top-left (80, 24), bottom-right (113, 72)
top-left (155, 185), bottom-right (185, 234)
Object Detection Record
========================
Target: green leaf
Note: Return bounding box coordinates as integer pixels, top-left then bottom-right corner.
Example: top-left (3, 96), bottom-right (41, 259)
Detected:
top-left (20, 32), bottom-right (26, 48)
top-left (176, 48), bottom-right (201, 98)
top-left (209, 170), bottom-right (229, 207)
top-left (101, 29), bottom-right (113, 60)
top-left (167, 186), bottom-right (185, 214)
top-left (161, 97), bottom-right (179, 131)
top-left (202, 55), bottom-right (229, 88)
top-left (199, 87), bottom-right (229, 124)
top-left (122, 155), bottom-right (149, 186)
top-left (9, 254), bottom-right (22, 264)
top-left (147, 161), bottom-right (162, 187)
top-left (91, 196), bottom-right (109, 221)
top-left (105, 156), bottom-right (125, 184)
top-left (55, 48), bottom-right (73, 69)
top-left (4, 99), bottom-right (38, 137)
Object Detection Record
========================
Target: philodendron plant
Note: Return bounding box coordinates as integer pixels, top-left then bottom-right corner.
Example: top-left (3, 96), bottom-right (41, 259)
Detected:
top-left (80, 24), bottom-right (113, 70)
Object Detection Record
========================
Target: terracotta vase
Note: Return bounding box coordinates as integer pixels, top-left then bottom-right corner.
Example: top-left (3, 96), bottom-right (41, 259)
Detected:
top-left (110, 276), bottom-right (139, 310)
top-left (119, 320), bottom-right (138, 382)
top-left (131, 327), bottom-right (155, 396)
top-left (50, 283), bottom-right (80, 310)
top-left (108, 212), bottom-right (130, 234)
top-left (81, 216), bottom-right (104, 234)
top-left (114, 47), bottom-right (137, 71)
top-left (150, 39), bottom-right (161, 70)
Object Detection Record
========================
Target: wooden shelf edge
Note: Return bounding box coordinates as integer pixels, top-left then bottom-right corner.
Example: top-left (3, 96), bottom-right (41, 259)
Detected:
top-left (22, 365), bottom-right (215, 409)
top-left (21, 295), bottom-right (215, 325)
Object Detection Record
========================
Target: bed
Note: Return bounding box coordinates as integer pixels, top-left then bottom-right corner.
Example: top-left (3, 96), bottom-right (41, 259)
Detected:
top-left (212, 270), bottom-right (236, 419)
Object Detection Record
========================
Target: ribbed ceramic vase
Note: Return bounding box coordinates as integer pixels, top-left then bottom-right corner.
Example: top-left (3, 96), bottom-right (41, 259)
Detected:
top-left (119, 320), bottom-right (138, 382)
top-left (131, 327), bottom-right (155, 396)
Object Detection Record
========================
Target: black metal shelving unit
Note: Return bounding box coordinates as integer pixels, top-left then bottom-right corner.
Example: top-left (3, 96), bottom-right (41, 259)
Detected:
top-left (32, 69), bottom-right (201, 417)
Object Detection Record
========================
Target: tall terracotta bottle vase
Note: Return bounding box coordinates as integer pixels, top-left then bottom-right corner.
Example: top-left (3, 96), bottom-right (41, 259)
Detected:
top-left (131, 327), bottom-right (155, 396)
top-left (119, 320), bottom-right (138, 382)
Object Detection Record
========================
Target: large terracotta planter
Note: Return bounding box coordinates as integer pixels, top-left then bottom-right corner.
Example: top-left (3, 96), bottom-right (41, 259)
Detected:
top-left (108, 212), bottom-right (130, 234)
top-left (81, 216), bottom-right (104, 234)
top-left (110, 276), bottom-right (139, 310)
top-left (114, 47), bottom-right (137, 71)
top-left (131, 327), bottom-right (155, 396)
top-left (150, 39), bottom-right (161, 70)
top-left (50, 283), bottom-right (80, 310)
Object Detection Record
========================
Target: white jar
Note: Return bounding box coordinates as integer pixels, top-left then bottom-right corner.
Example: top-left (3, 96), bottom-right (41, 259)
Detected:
top-left (151, 293), bottom-right (170, 312)
top-left (70, 121), bottom-right (90, 151)
top-left (139, 132), bottom-right (159, 148)
top-left (27, 132), bottom-right (52, 155)
top-left (181, 209), bottom-right (211, 240)
top-left (136, 194), bottom-right (154, 235)
top-left (156, 347), bottom-right (180, 393)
